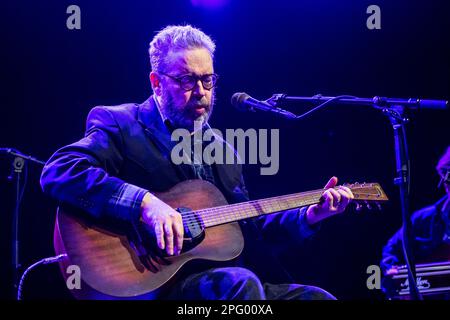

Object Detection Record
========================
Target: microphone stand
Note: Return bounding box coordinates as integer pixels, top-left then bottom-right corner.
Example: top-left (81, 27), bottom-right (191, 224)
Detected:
top-left (1, 148), bottom-right (45, 298)
top-left (268, 94), bottom-right (448, 300)
top-left (380, 106), bottom-right (421, 300)
top-left (267, 94), bottom-right (448, 111)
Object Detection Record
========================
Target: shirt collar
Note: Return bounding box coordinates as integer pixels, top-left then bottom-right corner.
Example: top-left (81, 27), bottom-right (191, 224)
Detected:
top-left (152, 95), bottom-right (177, 133)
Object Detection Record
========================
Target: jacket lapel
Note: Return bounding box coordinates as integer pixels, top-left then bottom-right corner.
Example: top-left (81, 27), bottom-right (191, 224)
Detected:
top-left (137, 96), bottom-right (194, 180)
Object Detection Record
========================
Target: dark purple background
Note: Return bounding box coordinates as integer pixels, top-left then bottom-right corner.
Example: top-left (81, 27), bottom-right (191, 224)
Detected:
top-left (2, 0), bottom-right (449, 299)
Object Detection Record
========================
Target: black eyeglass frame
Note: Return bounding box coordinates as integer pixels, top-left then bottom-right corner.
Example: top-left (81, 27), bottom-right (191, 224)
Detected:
top-left (160, 72), bottom-right (219, 91)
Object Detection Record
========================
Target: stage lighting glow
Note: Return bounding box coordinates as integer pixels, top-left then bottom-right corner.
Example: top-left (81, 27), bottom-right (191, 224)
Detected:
top-left (190, 0), bottom-right (230, 9)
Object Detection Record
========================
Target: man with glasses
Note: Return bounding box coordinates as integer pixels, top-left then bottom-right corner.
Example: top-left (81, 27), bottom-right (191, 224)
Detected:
top-left (41, 25), bottom-right (354, 300)
top-left (381, 146), bottom-right (450, 276)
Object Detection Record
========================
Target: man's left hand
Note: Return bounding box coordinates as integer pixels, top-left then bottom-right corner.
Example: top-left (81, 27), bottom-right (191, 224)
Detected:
top-left (305, 176), bottom-right (354, 225)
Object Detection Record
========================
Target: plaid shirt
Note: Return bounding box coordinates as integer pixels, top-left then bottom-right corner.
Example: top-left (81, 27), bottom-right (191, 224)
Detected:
top-left (107, 144), bottom-right (217, 223)
top-left (108, 183), bottom-right (148, 224)
top-left (191, 136), bottom-right (216, 185)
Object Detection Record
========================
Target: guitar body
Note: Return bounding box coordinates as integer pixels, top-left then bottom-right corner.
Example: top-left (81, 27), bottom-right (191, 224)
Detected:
top-left (54, 178), bottom-right (388, 299)
top-left (54, 180), bottom-right (244, 299)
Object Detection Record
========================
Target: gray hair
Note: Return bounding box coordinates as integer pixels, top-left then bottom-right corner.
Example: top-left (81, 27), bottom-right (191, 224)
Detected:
top-left (149, 25), bottom-right (216, 73)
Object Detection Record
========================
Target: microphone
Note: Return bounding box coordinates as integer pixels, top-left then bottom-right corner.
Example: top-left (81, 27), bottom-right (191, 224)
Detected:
top-left (231, 92), bottom-right (297, 119)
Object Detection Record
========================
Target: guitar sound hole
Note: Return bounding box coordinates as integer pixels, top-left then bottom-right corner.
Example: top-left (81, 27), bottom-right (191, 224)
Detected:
top-left (179, 207), bottom-right (205, 252)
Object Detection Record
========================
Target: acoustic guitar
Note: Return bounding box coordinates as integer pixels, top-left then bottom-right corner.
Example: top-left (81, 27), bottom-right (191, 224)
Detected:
top-left (53, 179), bottom-right (388, 299)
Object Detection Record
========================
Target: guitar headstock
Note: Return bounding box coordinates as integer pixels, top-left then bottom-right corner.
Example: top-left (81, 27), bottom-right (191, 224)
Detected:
top-left (345, 182), bottom-right (389, 211)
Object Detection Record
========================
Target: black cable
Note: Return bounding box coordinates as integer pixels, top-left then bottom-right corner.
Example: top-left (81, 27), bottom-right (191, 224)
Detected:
top-left (294, 95), bottom-right (358, 120)
top-left (17, 254), bottom-right (67, 300)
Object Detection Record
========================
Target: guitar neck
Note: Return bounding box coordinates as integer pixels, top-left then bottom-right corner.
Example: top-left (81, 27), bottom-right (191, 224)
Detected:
top-left (195, 189), bottom-right (324, 228)
top-left (189, 182), bottom-right (388, 228)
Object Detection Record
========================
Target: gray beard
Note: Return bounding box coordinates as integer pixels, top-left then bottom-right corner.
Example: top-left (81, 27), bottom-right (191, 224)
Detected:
top-left (159, 92), bottom-right (214, 132)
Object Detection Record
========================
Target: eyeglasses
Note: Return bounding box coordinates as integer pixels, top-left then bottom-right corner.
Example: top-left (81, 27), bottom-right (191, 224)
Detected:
top-left (160, 72), bottom-right (218, 91)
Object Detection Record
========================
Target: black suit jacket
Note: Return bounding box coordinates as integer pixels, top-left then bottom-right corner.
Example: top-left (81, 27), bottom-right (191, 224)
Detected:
top-left (41, 96), bottom-right (316, 283)
top-left (41, 97), bottom-right (248, 218)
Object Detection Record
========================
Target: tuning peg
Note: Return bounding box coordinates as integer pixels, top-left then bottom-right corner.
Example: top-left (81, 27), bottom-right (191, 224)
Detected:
top-left (355, 202), bottom-right (363, 211)
top-left (376, 203), bottom-right (382, 211)
top-left (365, 201), bottom-right (372, 210)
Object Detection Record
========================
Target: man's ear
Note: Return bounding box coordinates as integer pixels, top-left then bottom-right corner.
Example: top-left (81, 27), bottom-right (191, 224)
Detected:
top-left (150, 72), bottom-right (162, 96)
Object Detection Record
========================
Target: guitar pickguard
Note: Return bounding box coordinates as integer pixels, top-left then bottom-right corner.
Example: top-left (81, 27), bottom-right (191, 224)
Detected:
top-left (179, 207), bottom-right (206, 252)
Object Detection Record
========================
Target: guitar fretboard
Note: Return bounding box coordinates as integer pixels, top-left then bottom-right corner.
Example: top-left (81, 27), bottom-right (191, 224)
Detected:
top-left (192, 189), bottom-right (325, 228)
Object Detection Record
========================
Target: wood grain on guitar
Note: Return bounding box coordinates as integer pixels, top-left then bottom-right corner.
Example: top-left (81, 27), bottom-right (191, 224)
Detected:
top-left (54, 179), bottom-right (388, 299)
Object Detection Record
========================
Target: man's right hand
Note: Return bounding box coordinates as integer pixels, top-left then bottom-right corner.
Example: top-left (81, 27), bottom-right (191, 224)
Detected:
top-left (140, 192), bottom-right (184, 256)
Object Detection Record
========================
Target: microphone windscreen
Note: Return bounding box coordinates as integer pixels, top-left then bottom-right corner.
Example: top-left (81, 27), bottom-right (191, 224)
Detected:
top-left (231, 92), bottom-right (250, 111)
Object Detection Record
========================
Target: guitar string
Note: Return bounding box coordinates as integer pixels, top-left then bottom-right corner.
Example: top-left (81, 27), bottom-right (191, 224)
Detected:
top-left (180, 185), bottom-right (383, 226)
top-left (180, 186), bottom-right (383, 227)
top-left (180, 188), bottom-right (325, 227)
top-left (179, 186), bottom-right (383, 228)
top-left (182, 192), bottom-right (383, 229)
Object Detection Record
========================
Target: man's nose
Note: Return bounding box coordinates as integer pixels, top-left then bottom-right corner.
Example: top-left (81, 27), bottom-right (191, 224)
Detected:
top-left (192, 79), bottom-right (206, 97)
